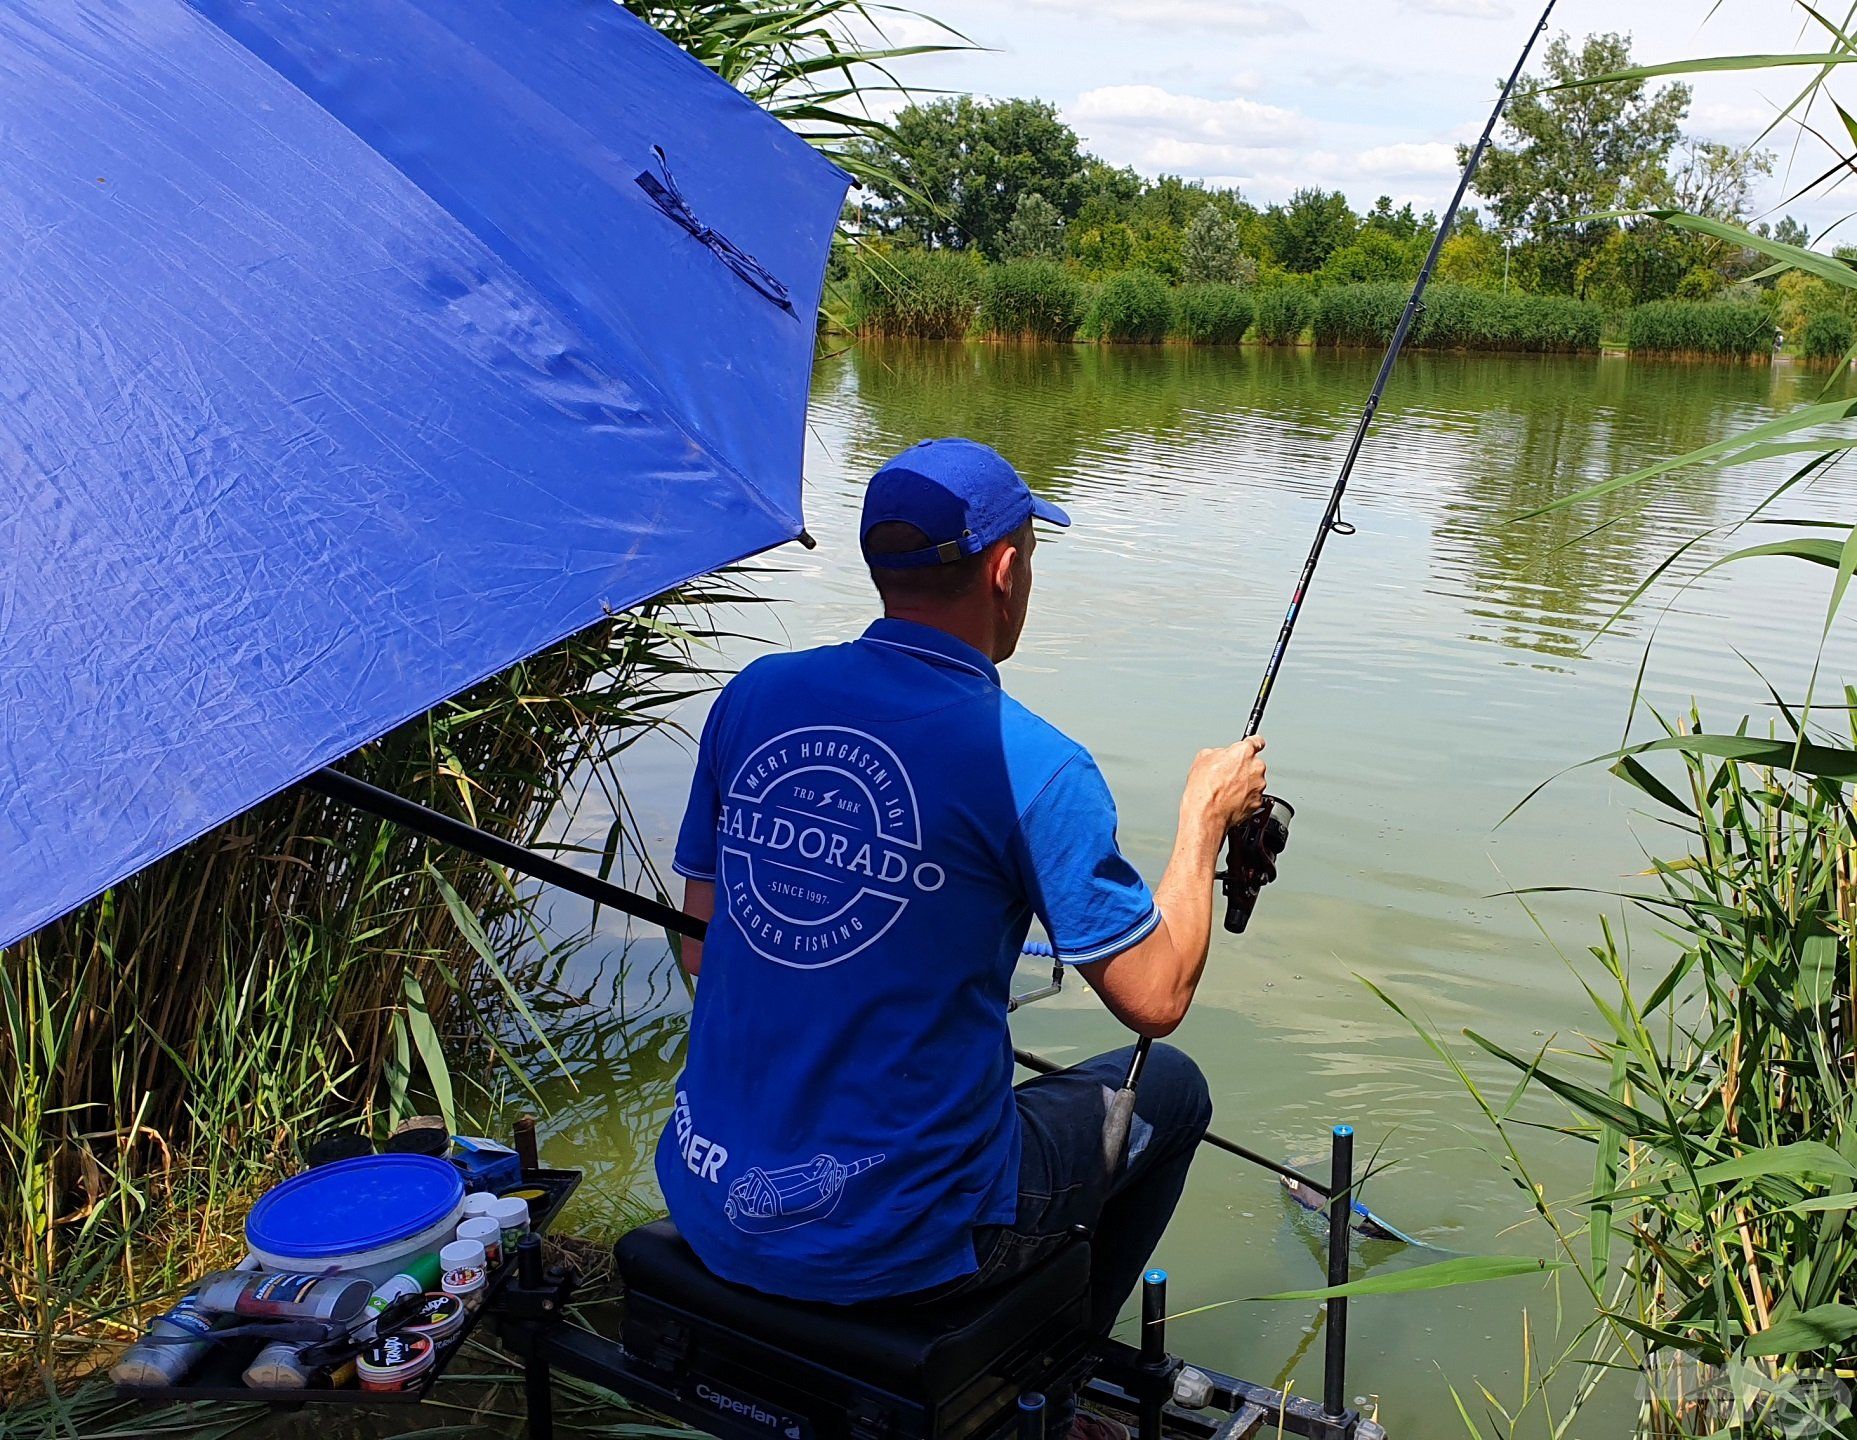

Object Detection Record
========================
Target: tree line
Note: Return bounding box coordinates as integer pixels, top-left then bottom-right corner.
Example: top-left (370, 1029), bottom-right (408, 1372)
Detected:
top-left (843, 32), bottom-right (1844, 343)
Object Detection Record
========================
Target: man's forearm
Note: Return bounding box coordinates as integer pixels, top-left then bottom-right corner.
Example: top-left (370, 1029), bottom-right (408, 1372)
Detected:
top-left (1079, 803), bottom-right (1225, 1037)
top-left (1147, 803), bottom-right (1227, 1013)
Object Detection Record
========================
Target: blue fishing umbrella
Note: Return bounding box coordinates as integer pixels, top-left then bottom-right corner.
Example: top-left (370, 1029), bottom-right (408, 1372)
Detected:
top-left (0, 0), bottom-right (851, 949)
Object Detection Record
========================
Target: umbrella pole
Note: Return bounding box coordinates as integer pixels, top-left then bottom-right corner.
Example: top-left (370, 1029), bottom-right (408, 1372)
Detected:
top-left (305, 769), bottom-right (706, 941)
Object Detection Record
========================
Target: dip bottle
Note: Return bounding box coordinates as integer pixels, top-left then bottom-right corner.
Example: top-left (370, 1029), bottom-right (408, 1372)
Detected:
top-left (196, 1270), bottom-right (372, 1325)
top-left (108, 1294), bottom-right (221, 1387)
top-left (243, 1340), bottom-right (317, 1389)
top-left (356, 1333), bottom-right (436, 1394)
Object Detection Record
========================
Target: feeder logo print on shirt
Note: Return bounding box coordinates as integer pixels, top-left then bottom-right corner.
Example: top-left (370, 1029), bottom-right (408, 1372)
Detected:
top-left (717, 725), bottom-right (943, 968)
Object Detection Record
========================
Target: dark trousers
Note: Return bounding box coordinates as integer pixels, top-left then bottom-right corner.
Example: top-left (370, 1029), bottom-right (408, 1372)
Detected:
top-left (921, 1043), bottom-right (1212, 1335)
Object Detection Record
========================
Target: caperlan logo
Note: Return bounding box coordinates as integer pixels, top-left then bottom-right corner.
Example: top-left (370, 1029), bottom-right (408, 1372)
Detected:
top-left (718, 726), bottom-right (942, 969)
top-left (694, 1381), bottom-right (807, 1438)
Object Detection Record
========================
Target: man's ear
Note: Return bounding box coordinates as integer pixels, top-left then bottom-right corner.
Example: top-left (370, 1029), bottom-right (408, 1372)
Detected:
top-left (987, 539), bottom-right (1018, 598)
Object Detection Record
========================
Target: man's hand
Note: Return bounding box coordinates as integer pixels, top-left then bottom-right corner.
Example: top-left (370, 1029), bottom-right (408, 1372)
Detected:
top-left (1078, 734), bottom-right (1269, 1038)
top-left (1183, 736), bottom-right (1268, 835)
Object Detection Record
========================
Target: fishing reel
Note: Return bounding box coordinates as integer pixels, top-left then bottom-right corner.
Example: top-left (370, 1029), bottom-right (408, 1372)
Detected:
top-left (1219, 794), bottom-right (1293, 934)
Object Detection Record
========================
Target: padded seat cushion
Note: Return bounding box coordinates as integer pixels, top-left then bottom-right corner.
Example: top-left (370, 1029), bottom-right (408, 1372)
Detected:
top-left (616, 1220), bottom-right (1091, 1396)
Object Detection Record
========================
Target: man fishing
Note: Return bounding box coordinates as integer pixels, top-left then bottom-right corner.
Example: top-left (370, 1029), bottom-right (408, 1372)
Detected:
top-left (661, 437), bottom-right (1267, 1438)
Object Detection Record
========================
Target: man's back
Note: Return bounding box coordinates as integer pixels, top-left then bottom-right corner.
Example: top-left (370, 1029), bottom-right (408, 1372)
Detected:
top-left (661, 617), bottom-right (1158, 1301)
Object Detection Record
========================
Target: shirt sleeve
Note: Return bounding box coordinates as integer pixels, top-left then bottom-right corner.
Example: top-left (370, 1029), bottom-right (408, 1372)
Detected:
top-left (672, 691), bottom-right (728, 882)
top-left (1010, 750), bottom-right (1160, 965)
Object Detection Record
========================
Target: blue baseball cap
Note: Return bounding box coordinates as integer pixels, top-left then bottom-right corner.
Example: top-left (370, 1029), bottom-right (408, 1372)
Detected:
top-left (860, 438), bottom-right (1070, 570)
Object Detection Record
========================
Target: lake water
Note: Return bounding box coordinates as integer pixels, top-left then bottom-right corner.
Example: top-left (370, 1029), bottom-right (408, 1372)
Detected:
top-left (517, 342), bottom-right (1849, 1435)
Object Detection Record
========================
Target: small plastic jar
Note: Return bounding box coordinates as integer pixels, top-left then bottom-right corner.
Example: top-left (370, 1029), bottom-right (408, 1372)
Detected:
top-left (356, 1333), bottom-right (436, 1393)
top-left (487, 1195), bottom-right (531, 1253)
top-left (459, 1192), bottom-right (499, 1220)
top-left (457, 1215), bottom-right (503, 1267)
top-left (402, 1291), bottom-right (467, 1344)
top-left (440, 1238), bottom-right (487, 1311)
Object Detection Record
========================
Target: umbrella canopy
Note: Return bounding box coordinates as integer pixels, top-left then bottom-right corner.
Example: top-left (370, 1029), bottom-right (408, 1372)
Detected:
top-left (0, 0), bottom-right (851, 949)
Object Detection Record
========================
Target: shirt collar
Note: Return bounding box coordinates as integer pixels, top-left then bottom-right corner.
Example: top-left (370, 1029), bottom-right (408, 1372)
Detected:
top-left (858, 618), bottom-right (1001, 686)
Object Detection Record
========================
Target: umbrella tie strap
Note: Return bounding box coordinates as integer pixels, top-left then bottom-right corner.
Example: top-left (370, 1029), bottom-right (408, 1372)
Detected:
top-left (637, 146), bottom-right (794, 312)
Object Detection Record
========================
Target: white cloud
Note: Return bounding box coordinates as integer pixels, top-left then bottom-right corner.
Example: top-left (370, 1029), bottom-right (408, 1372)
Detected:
top-left (1071, 85), bottom-right (1301, 144)
top-left (1351, 141), bottom-right (1460, 178)
top-left (1021, 0), bottom-right (1309, 34)
top-left (1689, 100), bottom-right (1782, 138)
top-left (1069, 84), bottom-right (1304, 174)
top-left (1404, 0), bottom-right (1510, 16)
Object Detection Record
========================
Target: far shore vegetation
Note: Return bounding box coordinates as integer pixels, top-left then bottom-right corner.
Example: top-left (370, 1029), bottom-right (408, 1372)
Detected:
top-left (834, 32), bottom-right (1852, 362)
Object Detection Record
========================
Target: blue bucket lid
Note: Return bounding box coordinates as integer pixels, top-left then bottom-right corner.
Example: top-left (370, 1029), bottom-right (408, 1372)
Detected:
top-left (247, 1154), bottom-right (463, 1260)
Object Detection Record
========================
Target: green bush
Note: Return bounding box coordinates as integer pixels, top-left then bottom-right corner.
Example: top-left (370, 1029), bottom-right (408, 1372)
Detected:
top-left (1173, 284), bottom-right (1254, 344)
top-left (1090, 270), bottom-right (1174, 343)
top-left (1626, 299), bottom-right (1774, 358)
top-left (1254, 283), bottom-right (1314, 344)
top-left (852, 250), bottom-right (983, 339)
top-left (980, 260), bottom-right (1086, 341)
top-left (1312, 282), bottom-right (1602, 353)
top-left (1802, 309), bottom-right (1853, 361)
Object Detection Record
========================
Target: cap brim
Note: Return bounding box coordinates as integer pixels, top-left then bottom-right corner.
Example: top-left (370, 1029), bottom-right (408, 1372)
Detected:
top-left (1031, 495), bottom-right (1071, 528)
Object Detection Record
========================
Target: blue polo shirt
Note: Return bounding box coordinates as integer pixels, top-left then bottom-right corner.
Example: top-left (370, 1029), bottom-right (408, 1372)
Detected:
top-left (661, 618), bottom-right (1160, 1302)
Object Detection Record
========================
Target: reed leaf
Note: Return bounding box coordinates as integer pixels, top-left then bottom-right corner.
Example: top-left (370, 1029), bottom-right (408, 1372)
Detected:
top-left (1251, 1255), bottom-right (1568, 1302)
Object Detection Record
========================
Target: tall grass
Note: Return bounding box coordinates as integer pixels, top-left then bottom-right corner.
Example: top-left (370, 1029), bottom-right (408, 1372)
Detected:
top-left (1173, 283), bottom-right (1254, 344)
top-left (1253, 283), bottom-right (1314, 345)
top-left (852, 249), bottom-right (984, 338)
top-left (1088, 269), bottom-right (1173, 343)
top-left (980, 259), bottom-right (1086, 341)
top-left (1626, 299), bottom-right (1774, 359)
top-left (1314, 282), bottom-right (1603, 353)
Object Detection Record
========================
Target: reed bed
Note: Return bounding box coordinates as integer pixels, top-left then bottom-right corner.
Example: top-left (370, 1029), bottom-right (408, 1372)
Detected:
top-left (1313, 282), bottom-right (1603, 353)
top-left (1253, 283), bottom-right (1314, 345)
top-left (1172, 283), bottom-right (1254, 344)
top-left (852, 250), bottom-right (984, 338)
top-left (980, 259), bottom-right (1087, 341)
top-left (1626, 299), bottom-right (1774, 359)
top-left (1087, 269), bottom-right (1174, 343)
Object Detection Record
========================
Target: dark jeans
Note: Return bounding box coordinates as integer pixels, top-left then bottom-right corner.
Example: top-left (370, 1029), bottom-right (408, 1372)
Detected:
top-left (918, 1043), bottom-right (1212, 1335)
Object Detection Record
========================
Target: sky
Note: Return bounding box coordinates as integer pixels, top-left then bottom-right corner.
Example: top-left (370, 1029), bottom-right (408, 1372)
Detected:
top-left (864, 0), bottom-right (1855, 246)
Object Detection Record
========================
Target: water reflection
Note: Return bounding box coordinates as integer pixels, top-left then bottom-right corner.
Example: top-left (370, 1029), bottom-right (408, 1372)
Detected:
top-left (831, 343), bottom-right (1848, 662)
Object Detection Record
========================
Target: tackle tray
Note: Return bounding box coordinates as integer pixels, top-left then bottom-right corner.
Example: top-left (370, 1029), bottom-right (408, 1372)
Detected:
top-left (115, 1166), bottom-right (582, 1406)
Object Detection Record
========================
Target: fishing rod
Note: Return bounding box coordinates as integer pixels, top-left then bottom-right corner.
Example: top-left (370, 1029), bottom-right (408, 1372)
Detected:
top-left (1097, 0), bottom-right (1560, 1194)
